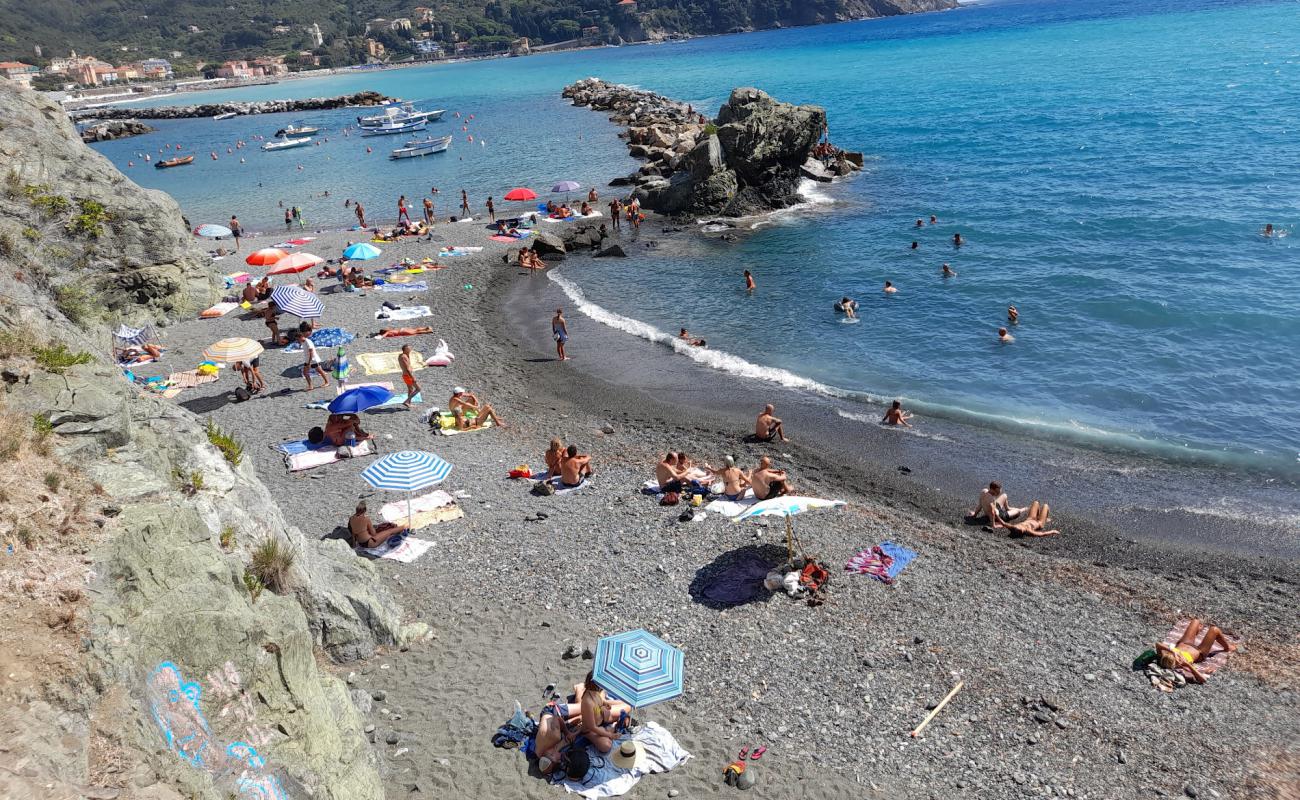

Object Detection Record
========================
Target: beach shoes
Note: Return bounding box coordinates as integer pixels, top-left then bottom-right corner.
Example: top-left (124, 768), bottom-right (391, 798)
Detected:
top-left (750, 745), bottom-right (766, 760)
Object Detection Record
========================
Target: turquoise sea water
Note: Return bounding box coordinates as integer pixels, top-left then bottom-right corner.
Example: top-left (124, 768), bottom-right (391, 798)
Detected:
top-left (91, 0), bottom-right (1300, 471)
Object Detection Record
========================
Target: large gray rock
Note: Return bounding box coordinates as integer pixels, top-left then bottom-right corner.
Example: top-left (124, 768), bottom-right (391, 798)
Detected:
top-left (801, 157), bottom-right (835, 183)
top-left (531, 231), bottom-right (567, 258)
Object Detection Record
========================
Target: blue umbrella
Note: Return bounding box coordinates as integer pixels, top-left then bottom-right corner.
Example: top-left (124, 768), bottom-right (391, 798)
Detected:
top-left (592, 629), bottom-right (684, 709)
top-left (360, 450), bottom-right (454, 527)
top-left (270, 285), bottom-right (324, 319)
top-left (327, 385), bottom-right (392, 414)
top-left (343, 242), bottom-right (382, 260)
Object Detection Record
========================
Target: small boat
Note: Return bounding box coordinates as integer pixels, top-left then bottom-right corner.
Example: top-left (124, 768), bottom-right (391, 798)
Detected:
top-left (357, 102), bottom-right (445, 128)
top-left (390, 135), bottom-right (453, 159)
top-left (261, 136), bottom-right (313, 151)
top-left (275, 122), bottom-right (320, 137)
top-left (213, 111), bottom-right (238, 121)
top-left (155, 155), bottom-right (195, 169)
top-left (360, 118), bottom-right (427, 137)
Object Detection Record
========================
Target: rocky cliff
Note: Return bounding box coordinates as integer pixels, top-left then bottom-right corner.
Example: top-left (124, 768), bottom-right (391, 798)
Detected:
top-left (565, 78), bottom-right (860, 217)
top-left (0, 82), bottom-right (406, 800)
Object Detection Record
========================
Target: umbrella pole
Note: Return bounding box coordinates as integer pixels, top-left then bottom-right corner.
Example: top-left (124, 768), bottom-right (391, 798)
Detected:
top-left (406, 490), bottom-right (413, 531)
top-left (786, 514), bottom-right (794, 563)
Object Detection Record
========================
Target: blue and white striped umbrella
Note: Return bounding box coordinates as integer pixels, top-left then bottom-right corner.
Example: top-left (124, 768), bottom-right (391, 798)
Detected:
top-left (269, 285), bottom-right (324, 319)
top-left (592, 629), bottom-right (684, 709)
top-left (360, 450), bottom-right (453, 527)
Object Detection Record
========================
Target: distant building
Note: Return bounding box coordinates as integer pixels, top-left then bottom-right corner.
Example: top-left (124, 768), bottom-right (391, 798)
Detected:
top-left (413, 40), bottom-right (442, 56)
top-left (252, 56), bottom-right (289, 76)
top-left (365, 18), bottom-right (387, 34)
top-left (413, 7), bottom-right (435, 24)
top-left (0, 61), bottom-right (39, 87)
top-left (365, 39), bottom-right (386, 59)
top-left (390, 18), bottom-right (412, 32)
top-left (215, 60), bottom-right (262, 79)
top-left (271, 25), bottom-right (293, 36)
top-left (617, 0), bottom-right (638, 7)
top-left (306, 23), bottom-right (324, 48)
top-left (453, 42), bottom-right (472, 56)
top-left (297, 50), bottom-right (322, 67)
top-left (510, 38), bottom-right (531, 56)
top-left (581, 25), bottom-right (600, 38)
top-left (136, 58), bottom-right (173, 79)
top-left (187, 25), bottom-right (202, 33)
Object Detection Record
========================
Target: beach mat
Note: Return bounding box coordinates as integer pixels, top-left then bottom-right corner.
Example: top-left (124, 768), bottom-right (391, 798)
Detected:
top-left (358, 534), bottom-right (437, 563)
top-left (489, 233), bottom-right (530, 242)
top-left (356, 351), bottom-right (424, 376)
top-left (199, 302), bottom-right (239, 319)
top-left (380, 490), bottom-right (462, 530)
top-left (377, 281), bottom-right (429, 293)
top-left (705, 490), bottom-right (759, 518)
top-left (845, 541), bottom-right (918, 584)
top-left (558, 721), bottom-right (689, 799)
top-left (168, 369), bottom-right (220, 389)
top-left (375, 305), bottom-right (432, 321)
top-left (434, 420), bottom-right (493, 436)
top-left (1162, 621), bottom-right (1239, 677)
top-left (286, 438), bottom-right (375, 471)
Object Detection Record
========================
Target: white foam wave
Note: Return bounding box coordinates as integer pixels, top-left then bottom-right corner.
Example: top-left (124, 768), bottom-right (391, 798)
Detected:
top-left (547, 271), bottom-right (845, 396)
top-left (796, 178), bottom-right (835, 206)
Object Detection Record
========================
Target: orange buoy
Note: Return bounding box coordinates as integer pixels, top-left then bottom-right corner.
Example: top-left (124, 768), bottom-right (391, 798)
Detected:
top-left (467, 135), bottom-right (473, 142)
top-left (128, 161), bottom-right (134, 167)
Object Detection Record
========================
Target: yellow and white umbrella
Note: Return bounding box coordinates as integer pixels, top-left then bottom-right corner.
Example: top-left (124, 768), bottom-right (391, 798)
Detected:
top-left (203, 337), bottom-right (264, 363)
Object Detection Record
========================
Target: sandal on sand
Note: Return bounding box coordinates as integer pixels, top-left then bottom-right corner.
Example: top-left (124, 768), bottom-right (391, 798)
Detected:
top-left (750, 745), bottom-right (767, 760)
top-left (738, 746), bottom-right (750, 760)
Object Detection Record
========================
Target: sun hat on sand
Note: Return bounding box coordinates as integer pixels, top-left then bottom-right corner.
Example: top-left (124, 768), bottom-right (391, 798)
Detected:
top-left (611, 740), bottom-right (646, 771)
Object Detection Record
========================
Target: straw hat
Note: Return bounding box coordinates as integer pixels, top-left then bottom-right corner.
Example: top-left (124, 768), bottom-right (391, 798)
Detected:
top-left (610, 740), bottom-right (646, 771)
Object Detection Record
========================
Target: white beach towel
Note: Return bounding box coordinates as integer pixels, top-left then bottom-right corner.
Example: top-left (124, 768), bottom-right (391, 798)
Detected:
top-left (704, 489), bottom-right (759, 518)
top-left (285, 439), bottom-right (375, 471)
top-left (357, 534), bottom-right (436, 563)
top-left (375, 305), bottom-right (432, 321)
top-left (559, 722), bottom-right (691, 799)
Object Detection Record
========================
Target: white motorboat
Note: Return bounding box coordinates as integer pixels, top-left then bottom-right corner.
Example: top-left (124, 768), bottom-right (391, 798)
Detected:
top-left (213, 111), bottom-right (238, 121)
top-left (390, 135), bottom-right (453, 159)
top-left (261, 136), bottom-right (313, 151)
top-left (276, 122), bottom-right (320, 137)
top-left (357, 102), bottom-right (445, 128)
top-left (360, 118), bottom-right (427, 137)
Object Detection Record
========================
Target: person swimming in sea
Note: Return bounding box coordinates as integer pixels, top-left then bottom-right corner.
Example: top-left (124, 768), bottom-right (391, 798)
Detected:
top-left (1007, 305), bottom-right (1019, 324)
top-left (678, 328), bottom-right (706, 347)
top-left (883, 281), bottom-right (898, 294)
top-left (1262, 223), bottom-right (1274, 237)
top-left (929, 215), bottom-right (937, 225)
top-left (910, 241), bottom-right (919, 250)
top-left (882, 399), bottom-right (913, 428)
top-left (942, 263), bottom-right (956, 278)
top-left (744, 270), bottom-right (756, 292)
top-left (999, 327), bottom-right (1015, 343)
top-left (915, 219), bottom-right (924, 228)
top-left (835, 296), bottom-right (858, 318)
top-left (953, 232), bottom-right (964, 247)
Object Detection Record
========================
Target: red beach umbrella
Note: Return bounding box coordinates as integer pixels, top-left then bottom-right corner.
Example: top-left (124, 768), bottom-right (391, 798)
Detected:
top-left (267, 252), bottom-right (324, 275)
top-left (503, 188), bottom-right (537, 202)
top-left (245, 247), bottom-right (289, 266)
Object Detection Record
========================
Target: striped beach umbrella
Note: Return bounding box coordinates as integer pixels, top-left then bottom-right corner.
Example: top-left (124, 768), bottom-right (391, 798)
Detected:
top-left (342, 242), bottom-right (382, 260)
top-left (267, 252), bottom-right (324, 275)
top-left (193, 224), bottom-right (232, 238)
top-left (361, 450), bottom-right (454, 527)
top-left (592, 629), bottom-right (684, 709)
top-left (269, 285), bottom-right (324, 319)
top-left (202, 337), bottom-right (264, 363)
top-left (245, 247), bottom-right (288, 266)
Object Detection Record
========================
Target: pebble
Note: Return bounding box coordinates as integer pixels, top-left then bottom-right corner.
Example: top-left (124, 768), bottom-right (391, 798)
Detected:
top-left (1117, 749), bottom-right (1127, 764)
top-left (1054, 718), bottom-right (1070, 730)
top-left (1184, 787), bottom-right (1198, 798)
top-left (364, 724), bottom-right (375, 733)
top-left (385, 732), bottom-right (399, 745)
top-left (1033, 712), bottom-right (1052, 724)
top-left (668, 791), bottom-right (680, 798)
top-left (372, 690), bottom-right (387, 701)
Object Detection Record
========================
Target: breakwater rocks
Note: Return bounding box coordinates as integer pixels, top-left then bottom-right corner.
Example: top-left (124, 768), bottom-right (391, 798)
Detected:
top-left (563, 78), bottom-right (861, 217)
top-left (80, 119), bottom-right (156, 142)
top-left (75, 90), bottom-right (394, 121)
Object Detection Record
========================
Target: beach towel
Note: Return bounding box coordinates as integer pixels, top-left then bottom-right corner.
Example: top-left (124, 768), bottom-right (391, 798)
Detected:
top-left (434, 419), bottom-right (493, 436)
top-left (118, 354), bottom-right (157, 367)
top-left (285, 438), bottom-right (375, 471)
top-left (845, 540), bottom-right (917, 584)
top-left (375, 305), bottom-right (433, 322)
top-left (356, 533), bottom-right (437, 563)
top-left (273, 438), bottom-right (329, 456)
top-left (384, 273), bottom-right (418, 284)
top-left (199, 302), bottom-right (239, 319)
top-left (283, 327), bottom-right (356, 353)
top-left (377, 281), bottom-right (429, 293)
top-left (437, 247), bottom-right (482, 256)
top-left (550, 476), bottom-right (588, 495)
top-left (489, 232), bottom-right (531, 242)
top-left (698, 551), bottom-right (776, 607)
top-left (224, 271), bottom-right (252, 286)
top-left (168, 369), bottom-right (220, 389)
top-left (558, 722), bottom-right (690, 799)
top-left (704, 490), bottom-right (759, 518)
top-left (356, 351), bottom-right (424, 376)
top-left (1161, 621), bottom-right (1240, 678)
top-left (380, 490), bottom-right (462, 529)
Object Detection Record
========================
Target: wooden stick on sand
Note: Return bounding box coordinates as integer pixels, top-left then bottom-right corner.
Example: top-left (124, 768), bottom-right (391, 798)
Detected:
top-left (910, 680), bottom-right (964, 738)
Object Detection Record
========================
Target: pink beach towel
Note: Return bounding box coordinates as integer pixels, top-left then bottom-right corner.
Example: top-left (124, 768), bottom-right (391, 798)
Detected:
top-left (1162, 620), bottom-right (1240, 678)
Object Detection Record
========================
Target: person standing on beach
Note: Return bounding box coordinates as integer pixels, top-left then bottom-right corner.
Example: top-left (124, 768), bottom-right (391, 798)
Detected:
top-left (284, 208), bottom-right (292, 230)
top-left (744, 270), bottom-right (756, 292)
top-left (460, 189), bottom-right (471, 217)
top-left (552, 308), bottom-right (569, 361)
top-left (398, 344), bottom-right (420, 409)
top-left (397, 195), bottom-right (411, 226)
top-left (229, 215), bottom-right (242, 252)
top-left (298, 331), bottom-right (329, 391)
top-left (423, 197), bottom-right (434, 226)
top-left (355, 202), bottom-right (367, 228)
top-left (486, 196), bottom-right (496, 222)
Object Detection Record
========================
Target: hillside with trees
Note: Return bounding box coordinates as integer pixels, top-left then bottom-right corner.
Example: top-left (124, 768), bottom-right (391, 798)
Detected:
top-left (0, 0), bottom-right (956, 70)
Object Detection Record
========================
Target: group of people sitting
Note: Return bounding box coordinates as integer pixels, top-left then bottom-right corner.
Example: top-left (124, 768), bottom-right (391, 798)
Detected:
top-left (240, 277), bottom-right (273, 304)
top-left (543, 437), bottom-right (594, 488)
top-left (516, 247), bottom-right (547, 270)
top-left (654, 452), bottom-right (794, 502)
top-left (531, 671), bottom-right (635, 778)
top-left (374, 219), bottom-right (431, 241)
top-left (967, 481), bottom-right (1060, 537)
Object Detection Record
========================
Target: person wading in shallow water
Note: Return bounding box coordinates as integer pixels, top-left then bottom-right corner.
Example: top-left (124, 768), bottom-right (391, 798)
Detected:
top-left (552, 308), bottom-right (569, 361)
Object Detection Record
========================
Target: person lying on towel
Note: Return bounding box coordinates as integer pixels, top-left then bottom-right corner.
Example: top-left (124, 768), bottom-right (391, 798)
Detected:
top-left (560, 444), bottom-right (593, 489)
top-left (348, 501), bottom-right (406, 549)
top-left (1155, 619), bottom-right (1237, 684)
top-left (990, 500), bottom-right (1060, 537)
top-left (114, 342), bottom-right (163, 362)
top-left (375, 326), bottom-right (434, 338)
top-left (449, 386), bottom-right (506, 430)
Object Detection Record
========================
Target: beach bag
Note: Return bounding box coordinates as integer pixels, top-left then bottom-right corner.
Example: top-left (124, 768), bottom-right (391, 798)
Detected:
top-left (799, 561), bottom-right (831, 593)
top-left (660, 491), bottom-right (681, 507)
top-left (233, 387), bottom-right (251, 403)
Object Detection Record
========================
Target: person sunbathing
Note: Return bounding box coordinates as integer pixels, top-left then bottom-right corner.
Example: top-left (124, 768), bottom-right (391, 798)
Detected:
top-left (560, 444), bottom-right (593, 488)
top-left (1155, 619), bottom-right (1237, 684)
top-left (449, 386), bottom-right (505, 430)
top-left (544, 437), bottom-right (565, 478)
top-left (115, 343), bottom-right (163, 362)
top-left (255, 277), bottom-right (272, 300)
top-left (967, 481), bottom-right (1025, 526)
top-left (712, 455), bottom-right (750, 501)
top-left (546, 200), bottom-right (558, 215)
top-left (993, 500), bottom-right (1060, 537)
top-left (324, 413), bottom-right (371, 446)
top-left (578, 671), bottom-right (632, 754)
top-left (375, 326), bottom-right (434, 338)
top-left (750, 455), bottom-right (793, 501)
top-left (348, 501), bottom-right (406, 549)
top-left (241, 283), bottom-right (259, 304)
top-left (656, 452), bottom-right (688, 492)
top-left (580, 201), bottom-right (592, 216)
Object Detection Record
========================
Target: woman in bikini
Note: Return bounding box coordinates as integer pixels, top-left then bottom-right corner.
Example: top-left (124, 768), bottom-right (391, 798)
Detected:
top-left (544, 437), bottom-right (565, 478)
top-left (1155, 619), bottom-right (1237, 684)
top-left (578, 671), bottom-right (633, 754)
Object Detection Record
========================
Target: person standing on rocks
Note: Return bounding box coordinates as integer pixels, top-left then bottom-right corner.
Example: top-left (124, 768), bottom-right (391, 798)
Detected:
top-left (398, 344), bottom-right (420, 409)
top-left (552, 308), bottom-right (569, 361)
top-left (355, 202), bottom-right (367, 228)
top-left (229, 215), bottom-right (242, 252)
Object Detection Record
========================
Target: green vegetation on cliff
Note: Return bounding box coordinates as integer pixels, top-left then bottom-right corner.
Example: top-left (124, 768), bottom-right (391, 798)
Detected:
top-left (0, 0), bottom-right (955, 66)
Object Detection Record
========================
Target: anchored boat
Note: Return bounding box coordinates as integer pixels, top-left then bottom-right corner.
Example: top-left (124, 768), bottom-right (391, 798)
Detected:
top-left (360, 118), bottom-right (427, 137)
top-left (261, 136), bottom-right (313, 151)
top-left (275, 122), bottom-right (320, 137)
top-left (390, 135), bottom-right (453, 159)
top-left (155, 155), bottom-right (195, 169)
top-left (357, 101), bottom-right (445, 129)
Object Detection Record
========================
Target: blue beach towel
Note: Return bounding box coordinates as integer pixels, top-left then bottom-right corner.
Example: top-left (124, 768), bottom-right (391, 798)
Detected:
top-left (273, 438), bottom-right (329, 455)
top-left (879, 541), bottom-right (918, 580)
top-left (378, 281), bottom-right (429, 293)
top-left (283, 327), bottom-right (356, 353)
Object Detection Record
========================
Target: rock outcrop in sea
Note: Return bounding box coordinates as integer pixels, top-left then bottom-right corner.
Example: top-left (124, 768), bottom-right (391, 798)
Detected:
top-left (0, 81), bottom-right (409, 799)
top-left (74, 90), bottom-right (393, 121)
top-left (563, 78), bottom-right (861, 217)
top-left (80, 119), bottom-right (156, 142)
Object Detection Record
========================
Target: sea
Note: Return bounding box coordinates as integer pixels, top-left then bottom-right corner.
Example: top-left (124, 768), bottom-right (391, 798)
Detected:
top-left (90, 0), bottom-right (1300, 479)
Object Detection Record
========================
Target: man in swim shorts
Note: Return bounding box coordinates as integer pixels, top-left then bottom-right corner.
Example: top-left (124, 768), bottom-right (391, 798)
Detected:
top-left (750, 456), bottom-right (793, 501)
top-left (450, 386), bottom-right (505, 430)
top-left (969, 481), bottom-right (1025, 526)
top-left (398, 344), bottom-right (420, 409)
top-left (755, 404), bottom-right (788, 442)
top-left (560, 444), bottom-right (593, 488)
